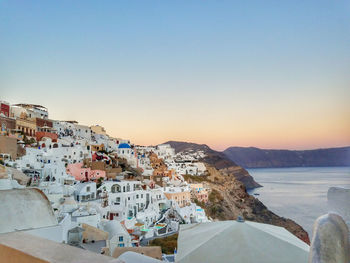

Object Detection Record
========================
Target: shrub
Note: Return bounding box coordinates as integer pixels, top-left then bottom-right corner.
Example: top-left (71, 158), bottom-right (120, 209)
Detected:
top-left (193, 198), bottom-right (205, 208)
top-left (148, 233), bottom-right (178, 254)
top-left (208, 189), bottom-right (223, 202)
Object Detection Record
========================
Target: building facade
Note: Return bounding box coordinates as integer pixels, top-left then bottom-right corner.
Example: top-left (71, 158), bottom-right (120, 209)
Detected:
top-left (0, 101), bottom-right (10, 117)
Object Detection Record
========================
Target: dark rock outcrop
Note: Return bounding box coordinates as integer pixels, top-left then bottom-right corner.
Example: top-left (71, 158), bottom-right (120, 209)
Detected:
top-left (223, 146), bottom-right (350, 168)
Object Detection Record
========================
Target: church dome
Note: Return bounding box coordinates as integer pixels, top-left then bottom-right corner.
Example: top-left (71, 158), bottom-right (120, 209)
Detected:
top-left (118, 143), bottom-right (131, 149)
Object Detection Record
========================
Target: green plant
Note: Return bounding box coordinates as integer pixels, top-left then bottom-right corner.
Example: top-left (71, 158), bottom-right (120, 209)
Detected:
top-left (193, 198), bottom-right (205, 208)
top-left (208, 189), bottom-right (223, 202)
top-left (148, 234), bottom-right (178, 254)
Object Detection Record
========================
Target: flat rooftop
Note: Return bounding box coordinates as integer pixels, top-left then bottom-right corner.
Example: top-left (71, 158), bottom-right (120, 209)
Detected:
top-left (0, 232), bottom-right (122, 263)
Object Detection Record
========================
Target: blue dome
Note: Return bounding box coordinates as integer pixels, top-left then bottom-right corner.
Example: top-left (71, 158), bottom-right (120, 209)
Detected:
top-left (118, 143), bottom-right (131, 149)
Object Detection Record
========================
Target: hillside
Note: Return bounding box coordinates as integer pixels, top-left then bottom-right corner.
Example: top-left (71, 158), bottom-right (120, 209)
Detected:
top-left (164, 141), bottom-right (261, 189)
top-left (185, 165), bottom-right (310, 244)
top-left (223, 146), bottom-right (350, 168)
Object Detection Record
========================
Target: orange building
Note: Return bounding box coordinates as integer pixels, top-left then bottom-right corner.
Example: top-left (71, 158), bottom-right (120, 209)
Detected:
top-left (164, 189), bottom-right (191, 208)
top-left (149, 152), bottom-right (176, 179)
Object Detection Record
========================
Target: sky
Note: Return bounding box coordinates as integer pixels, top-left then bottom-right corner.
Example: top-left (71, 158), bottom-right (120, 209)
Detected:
top-left (1, 1), bottom-right (349, 151)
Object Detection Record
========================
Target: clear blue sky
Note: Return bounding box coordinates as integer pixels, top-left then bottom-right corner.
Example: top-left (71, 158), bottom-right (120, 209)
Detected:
top-left (1, 1), bottom-right (349, 150)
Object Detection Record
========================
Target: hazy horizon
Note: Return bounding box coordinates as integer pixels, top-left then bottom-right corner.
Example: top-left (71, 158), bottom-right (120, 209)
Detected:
top-left (1, 1), bottom-right (349, 151)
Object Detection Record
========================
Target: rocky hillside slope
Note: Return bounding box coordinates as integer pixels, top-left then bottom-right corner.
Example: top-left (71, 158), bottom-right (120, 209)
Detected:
top-left (223, 146), bottom-right (350, 168)
top-left (187, 165), bottom-right (310, 244)
top-left (165, 141), bottom-right (261, 189)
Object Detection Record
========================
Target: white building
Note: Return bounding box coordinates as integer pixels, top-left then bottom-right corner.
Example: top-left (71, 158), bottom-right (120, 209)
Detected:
top-left (11, 104), bottom-right (49, 119)
top-left (14, 139), bottom-right (89, 183)
top-left (74, 182), bottom-right (97, 202)
top-left (75, 124), bottom-right (92, 141)
top-left (100, 220), bottom-right (133, 255)
top-left (154, 144), bottom-right (175, 161)
top-left (117, 143), bottom-right (137, 168)
top-left (97, 181), bottom-right (168, 228)
top-left (52, 121), bottom-right (92, 141)
top-left (71, 206), bottom-right (100, 228)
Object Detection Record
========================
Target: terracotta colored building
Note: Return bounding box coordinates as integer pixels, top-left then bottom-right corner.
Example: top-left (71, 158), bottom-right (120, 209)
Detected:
top-left (149, 152), bottom-right (174, 179)
top-left (35, 118), bottom-right (53, 129)
top-left (0, 101), bottom-right (10, 117)
top-left (151, 174), bottom-right (164, 187)
top-left (35, 131), bottom-right (58, 142)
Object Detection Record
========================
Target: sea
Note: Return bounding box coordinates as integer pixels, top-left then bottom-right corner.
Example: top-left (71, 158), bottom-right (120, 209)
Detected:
top-left (247, 167), bottom-right (350, 237)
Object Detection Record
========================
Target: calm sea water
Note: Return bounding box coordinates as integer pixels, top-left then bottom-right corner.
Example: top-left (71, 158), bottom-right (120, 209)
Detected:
top-left (247, 167), bottom-right (350, 237)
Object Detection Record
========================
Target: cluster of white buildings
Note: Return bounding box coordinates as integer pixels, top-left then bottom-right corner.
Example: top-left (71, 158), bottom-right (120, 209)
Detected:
top-left (3, 101), bottom-right (344, 263)
top-left (0, 102), bottom-right (211, 259)
top-left (135, 144), bottom-right (207, 177)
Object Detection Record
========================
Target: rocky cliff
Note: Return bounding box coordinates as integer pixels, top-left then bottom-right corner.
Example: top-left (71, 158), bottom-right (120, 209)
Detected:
top-left (188, 165), bottom-right (310, 244)
top-left (163, 141), bottom-right (310, 243)
top-left (165, 141), bottom-right (261, 189)
top-left (223, 146), bottom-right (350, 168)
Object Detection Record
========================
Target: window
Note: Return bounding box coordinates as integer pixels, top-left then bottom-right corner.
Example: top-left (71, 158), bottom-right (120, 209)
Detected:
top-left (86, 186), bottom-right (90, 192)
top-left (118, 243), bottom-right (125, 247)
top-left (112, 184), bottom-right (121, 193)
top-left (136, 195), bottom-right (139, 199)
top-left (119, 236), bottom-right (123, 242)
